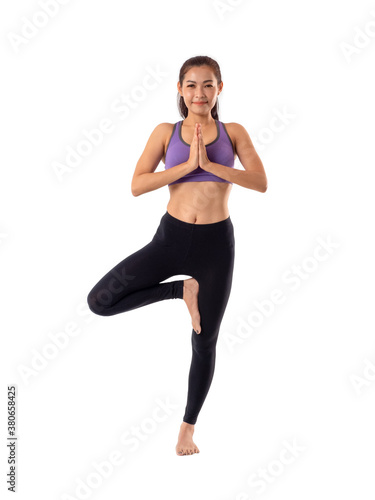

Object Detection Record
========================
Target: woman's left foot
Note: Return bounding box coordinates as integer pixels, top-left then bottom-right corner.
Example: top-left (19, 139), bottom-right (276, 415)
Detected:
top-left (176, 422), bottom-right (200, 456)
top-left (183, 278), bottom-right (201, 334)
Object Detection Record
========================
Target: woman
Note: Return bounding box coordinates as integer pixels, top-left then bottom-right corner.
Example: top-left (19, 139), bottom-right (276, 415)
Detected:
top-left (87, 55), bottom-right (267, 456)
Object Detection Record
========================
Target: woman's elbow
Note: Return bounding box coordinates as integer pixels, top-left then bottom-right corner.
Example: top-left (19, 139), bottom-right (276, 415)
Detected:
top-left (131, 177), bottom-right (142, 197)
top-left (261, 175), bottom-right (268, 193)
top-left (131, 185), bottom-right (140, 197)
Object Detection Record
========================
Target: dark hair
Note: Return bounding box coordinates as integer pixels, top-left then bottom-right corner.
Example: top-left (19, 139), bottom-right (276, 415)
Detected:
top-left (177, 55), bottom-right (222, 120)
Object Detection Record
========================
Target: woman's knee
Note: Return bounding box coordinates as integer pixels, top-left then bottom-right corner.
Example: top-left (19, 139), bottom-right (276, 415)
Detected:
top-left (87, 290), bottom-right (114, 316)
top-left (192, 332), bottom-right (218, 353)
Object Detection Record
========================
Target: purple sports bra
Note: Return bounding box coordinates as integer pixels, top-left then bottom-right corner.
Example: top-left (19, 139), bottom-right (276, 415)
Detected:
top-left (164, 120), bottom-right (235, 185)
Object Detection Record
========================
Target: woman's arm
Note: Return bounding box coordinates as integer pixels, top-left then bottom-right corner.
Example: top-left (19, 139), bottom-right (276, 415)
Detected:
top-left (131, 123), bottom-right (193, 197)
top-left (201, 123), bottom-right (268, 193)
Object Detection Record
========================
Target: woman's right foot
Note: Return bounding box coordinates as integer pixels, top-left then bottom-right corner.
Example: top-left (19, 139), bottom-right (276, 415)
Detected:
top-left (183, 278), bottom-right (201, 334)
top-left (176, 422), bottom-right (200, 455)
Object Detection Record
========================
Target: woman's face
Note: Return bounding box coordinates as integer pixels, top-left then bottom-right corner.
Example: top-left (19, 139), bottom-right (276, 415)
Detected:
top-left (178, 65), bottom-right (223, 117)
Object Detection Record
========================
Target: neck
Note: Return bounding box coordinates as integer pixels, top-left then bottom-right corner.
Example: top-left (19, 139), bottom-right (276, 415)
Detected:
top-left (183, 112), bottom-right (216, 127)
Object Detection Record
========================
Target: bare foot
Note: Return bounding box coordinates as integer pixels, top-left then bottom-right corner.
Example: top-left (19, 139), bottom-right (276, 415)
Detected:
top-left (183, 278), bottom-right (201, 334)
top-left (176, 422), bottom-right (200, 456)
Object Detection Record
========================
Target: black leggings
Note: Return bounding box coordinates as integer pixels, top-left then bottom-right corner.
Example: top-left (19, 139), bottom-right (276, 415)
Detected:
top-left (87, 210), bottom-right (235, 425)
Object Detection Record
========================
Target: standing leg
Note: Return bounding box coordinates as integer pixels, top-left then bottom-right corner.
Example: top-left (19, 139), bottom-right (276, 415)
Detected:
top-left (176, 231), bottom-right (235, 455)
top-left (183, 254), bottom-right (234, 424)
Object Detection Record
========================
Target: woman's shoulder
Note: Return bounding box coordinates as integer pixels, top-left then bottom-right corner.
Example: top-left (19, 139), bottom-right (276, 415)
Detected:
top-left (146, 122), bottom-right (178, 144)
top-left (220, 122), bottom-right (248, 150)
top-left (150, 123), bottom-right (179, 161)
top-left (152, 122), bottom-right (178, 139)
top-left (221, 122), bottom-right (252, 145)
top-left (221, 121), bottom-right (247, 135)
top-left (155, 121), bottom-right (179, 130)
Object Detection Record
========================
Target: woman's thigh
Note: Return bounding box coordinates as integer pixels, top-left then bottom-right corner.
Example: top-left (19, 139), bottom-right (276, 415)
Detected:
top-left (87, 225), bottom-right (187, 313)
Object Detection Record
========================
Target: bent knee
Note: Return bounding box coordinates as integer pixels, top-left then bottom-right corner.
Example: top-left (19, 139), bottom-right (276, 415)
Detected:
top-left (87, 292), bottom-right (113, 316)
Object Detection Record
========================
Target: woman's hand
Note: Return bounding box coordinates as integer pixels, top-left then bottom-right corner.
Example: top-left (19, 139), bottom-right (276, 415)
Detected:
top-left (197, 123), bottom-right (211, 171)
top-left (187, 123), bottom-right (199, 171)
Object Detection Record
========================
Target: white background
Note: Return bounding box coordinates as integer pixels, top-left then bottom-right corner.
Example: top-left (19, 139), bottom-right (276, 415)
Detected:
top-left (1, 0), bottom-right (374, 499)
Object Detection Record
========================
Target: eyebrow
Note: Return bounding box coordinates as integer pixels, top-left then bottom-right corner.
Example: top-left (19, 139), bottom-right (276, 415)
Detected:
top-left (186, 80), bottom-right (214, 83)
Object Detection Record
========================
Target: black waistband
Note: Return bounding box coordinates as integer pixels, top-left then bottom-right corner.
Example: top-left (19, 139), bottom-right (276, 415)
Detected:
top-left (163, 210), bottom-right (232, 230)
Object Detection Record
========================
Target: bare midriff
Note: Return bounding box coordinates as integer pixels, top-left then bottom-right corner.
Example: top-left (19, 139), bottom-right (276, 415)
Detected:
top-left (166, 182), bottom-right (233, 224)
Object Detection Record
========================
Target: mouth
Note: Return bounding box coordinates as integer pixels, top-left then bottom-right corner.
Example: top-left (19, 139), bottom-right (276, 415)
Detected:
top-left (193, 102), bottom-right (207, 105)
